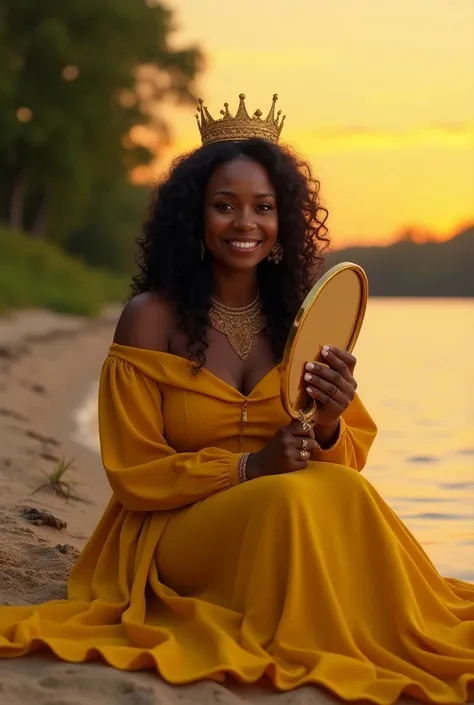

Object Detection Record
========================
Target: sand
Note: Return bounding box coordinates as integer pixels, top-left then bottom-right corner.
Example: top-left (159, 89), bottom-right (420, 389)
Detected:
top-left (0, 307), bottom-right (455, 705)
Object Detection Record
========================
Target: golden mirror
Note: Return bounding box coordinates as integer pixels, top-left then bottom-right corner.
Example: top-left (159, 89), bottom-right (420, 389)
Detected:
top-left (280, 262), bottom-right (368, 426)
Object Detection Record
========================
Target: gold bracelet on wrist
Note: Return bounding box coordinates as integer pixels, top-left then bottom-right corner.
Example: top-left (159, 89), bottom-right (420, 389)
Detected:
top-left (237, 452), bottom-right (251, 483)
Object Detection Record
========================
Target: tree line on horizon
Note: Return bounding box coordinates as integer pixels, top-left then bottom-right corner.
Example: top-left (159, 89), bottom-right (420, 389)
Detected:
top-left (324, 225), bottom-right (473, 297)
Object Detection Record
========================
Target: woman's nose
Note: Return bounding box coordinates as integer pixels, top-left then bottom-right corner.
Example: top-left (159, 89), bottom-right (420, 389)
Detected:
top-left (233, 210), bottom-right (257, 231)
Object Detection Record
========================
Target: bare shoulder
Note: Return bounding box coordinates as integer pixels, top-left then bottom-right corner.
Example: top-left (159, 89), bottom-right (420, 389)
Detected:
top-left (113, 292), bottom-right (172, 352)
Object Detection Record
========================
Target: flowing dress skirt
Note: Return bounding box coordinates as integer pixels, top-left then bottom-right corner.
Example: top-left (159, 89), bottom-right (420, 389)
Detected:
top-left (0, 462), bottom-right (473, 704)
top-left (154, 463), bottom-right (474, 703)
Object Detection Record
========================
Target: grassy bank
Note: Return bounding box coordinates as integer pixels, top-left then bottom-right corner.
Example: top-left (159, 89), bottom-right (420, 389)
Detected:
top-left (0, 230), bottom-right (129, 316)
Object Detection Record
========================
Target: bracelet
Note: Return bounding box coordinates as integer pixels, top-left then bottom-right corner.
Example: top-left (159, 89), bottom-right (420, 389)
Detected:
top-left (237, 452), bottom-right (251, 483)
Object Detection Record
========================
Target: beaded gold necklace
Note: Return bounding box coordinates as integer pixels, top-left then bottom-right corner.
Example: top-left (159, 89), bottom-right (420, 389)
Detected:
top-left (209, 295), bottom-right (265, 360)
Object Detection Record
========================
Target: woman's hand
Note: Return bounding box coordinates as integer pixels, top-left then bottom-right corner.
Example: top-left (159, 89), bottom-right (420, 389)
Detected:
top-left (246, 421), bottom-right (317, 480)
top-left (245, 346), bottom-right (357, 480)
top-left (303, 346), bottom-right (357, 443)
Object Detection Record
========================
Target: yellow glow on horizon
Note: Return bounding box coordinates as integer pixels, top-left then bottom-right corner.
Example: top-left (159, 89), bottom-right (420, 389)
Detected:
top-left (296, 126), bottom-right (474, 153)
top-left (152, 0), bottom-right (474, 246)
top-left (161, 123), bottom-right (474, 158)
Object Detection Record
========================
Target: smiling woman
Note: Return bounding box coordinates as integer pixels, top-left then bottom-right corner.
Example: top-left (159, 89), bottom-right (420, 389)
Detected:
top-left (0, 95), bottom-right (473, 705)
top-left (203, 158), bottom-right (279, 267)
top-left (131, 137), bottom-right (329, 371)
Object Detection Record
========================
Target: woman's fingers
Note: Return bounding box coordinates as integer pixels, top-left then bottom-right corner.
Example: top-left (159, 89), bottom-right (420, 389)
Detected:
top-left (305, 361), bottom-right (350, 388)
top-left (304, 368), bottom-right (354, 402)
top-left (291, 437), bottom-right (317, 466)
top-left (321, 346), bottom-right (357, 376)
top-left (306, 384), bottom-right (333, 405)
top-left (295, 436), bottom-right (318, 451)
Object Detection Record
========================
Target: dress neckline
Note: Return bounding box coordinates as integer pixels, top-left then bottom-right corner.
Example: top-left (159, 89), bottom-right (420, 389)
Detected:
top-left (109, 344), bottom-right (279, 400)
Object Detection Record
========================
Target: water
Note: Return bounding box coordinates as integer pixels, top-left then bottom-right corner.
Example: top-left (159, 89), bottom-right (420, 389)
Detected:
top-left (355, 299), bottom-right (474, 581)
top-left (73, 299), bottom-right (474, 582)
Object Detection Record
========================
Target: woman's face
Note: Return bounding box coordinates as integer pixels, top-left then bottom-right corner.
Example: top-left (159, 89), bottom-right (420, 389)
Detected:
top-left (203, 157), bottom-right (278, 270)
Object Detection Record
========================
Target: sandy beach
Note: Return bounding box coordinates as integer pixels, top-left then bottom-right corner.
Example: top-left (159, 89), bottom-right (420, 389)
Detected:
top-left (0, 307), bottom-right (461, 705)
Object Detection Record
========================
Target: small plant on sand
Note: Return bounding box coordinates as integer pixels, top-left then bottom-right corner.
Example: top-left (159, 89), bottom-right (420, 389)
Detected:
top-left (33, 457), bottom-right (79, 500)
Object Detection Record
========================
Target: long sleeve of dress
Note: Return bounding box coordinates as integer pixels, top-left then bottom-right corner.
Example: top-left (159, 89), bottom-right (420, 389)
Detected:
top-left (99, 356), bottom-right (241, 512)
top-left (314, 393), bottom-right (377, 472)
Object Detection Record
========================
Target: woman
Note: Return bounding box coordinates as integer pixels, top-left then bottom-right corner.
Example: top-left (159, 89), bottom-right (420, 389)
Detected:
top-left (0, 94), bottom-right (473, 704)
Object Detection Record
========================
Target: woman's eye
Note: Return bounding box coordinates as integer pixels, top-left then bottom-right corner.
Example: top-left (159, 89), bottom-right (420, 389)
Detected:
top-left (214, 202), bottom-right (273, 213)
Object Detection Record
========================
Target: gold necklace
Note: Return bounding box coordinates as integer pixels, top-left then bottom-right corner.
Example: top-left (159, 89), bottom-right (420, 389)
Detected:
top-left (209, 294), bottom-right (265, 360)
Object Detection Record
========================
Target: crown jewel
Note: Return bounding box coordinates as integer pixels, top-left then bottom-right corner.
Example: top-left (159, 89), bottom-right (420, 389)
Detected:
top-left (196, 93), bottom-right (286, 146)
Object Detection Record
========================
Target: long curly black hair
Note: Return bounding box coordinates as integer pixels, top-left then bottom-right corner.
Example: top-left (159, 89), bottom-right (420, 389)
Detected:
top-left (132, 138), bottom-right (329, 370)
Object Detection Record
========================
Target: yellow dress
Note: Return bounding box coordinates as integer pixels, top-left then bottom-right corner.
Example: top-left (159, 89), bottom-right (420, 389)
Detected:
top-left (0, 343), bottom-right (473, 704)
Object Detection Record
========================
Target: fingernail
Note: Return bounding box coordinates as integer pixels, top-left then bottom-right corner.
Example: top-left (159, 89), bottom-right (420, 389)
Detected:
top-left (306, 387), bottom-right (313, 395)
top-left (323, 345), bottom-right (330, 350)
top-left (304, 373), bottom-right (312, 382)
top-left (305, 362), bottom-right (314, 370)
top-left (321, 348), bottom-right (329, 357)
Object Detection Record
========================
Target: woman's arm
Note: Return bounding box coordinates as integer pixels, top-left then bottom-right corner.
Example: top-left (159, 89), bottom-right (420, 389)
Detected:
top-left (100, 294), bottom-right (241, 512)
top-left (312, 394), bottom-right (377, 472)
top-left (99, 355), bottom-right (241, 512)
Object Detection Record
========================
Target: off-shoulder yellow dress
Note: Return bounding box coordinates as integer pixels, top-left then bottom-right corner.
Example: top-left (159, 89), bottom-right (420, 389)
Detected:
top-left (0, 344), bottom-right (473, 704)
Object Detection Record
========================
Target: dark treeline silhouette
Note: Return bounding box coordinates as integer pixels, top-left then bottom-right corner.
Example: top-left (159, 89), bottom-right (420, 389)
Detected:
top-left (324, 225), bottom-right (473, 297)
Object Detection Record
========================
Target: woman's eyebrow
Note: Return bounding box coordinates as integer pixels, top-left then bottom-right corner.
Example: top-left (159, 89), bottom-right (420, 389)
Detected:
top-left (211, 190), bottom-right (275, 198)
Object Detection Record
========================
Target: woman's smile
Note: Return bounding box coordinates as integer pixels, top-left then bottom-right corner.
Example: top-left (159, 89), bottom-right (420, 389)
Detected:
top-left (203, 157), bottom-right (278, 269)
top-left (225, 238), bottom-right (262, 252)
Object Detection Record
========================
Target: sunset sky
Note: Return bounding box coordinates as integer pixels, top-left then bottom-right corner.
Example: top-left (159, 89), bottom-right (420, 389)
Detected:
top-left (157, 0), bottom-right (474, 247)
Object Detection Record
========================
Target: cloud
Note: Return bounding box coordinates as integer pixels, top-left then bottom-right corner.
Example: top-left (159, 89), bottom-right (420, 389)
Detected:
top-left (147, 122), bottom-right (474, 177)
top-left (293, 123), bottom-right (474, 153)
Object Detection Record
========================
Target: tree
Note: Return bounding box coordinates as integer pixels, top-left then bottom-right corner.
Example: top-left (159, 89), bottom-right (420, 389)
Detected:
top-left (0, 0), bottom-right (202, 242)
top-left (324, 226), bottom-right (474, 297)
top-left (66, 174), bottom-right (149, 274)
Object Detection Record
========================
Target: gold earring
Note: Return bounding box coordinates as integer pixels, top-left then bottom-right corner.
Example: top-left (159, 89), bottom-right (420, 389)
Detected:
top-left (200, 241), bottom-right (205, 261)
top-left (267, 241), bottom-right (283, 264)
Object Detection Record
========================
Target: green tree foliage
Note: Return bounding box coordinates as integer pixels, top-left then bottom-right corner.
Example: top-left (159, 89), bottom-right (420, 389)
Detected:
top-left (325, 226), bottom-right (474, 297)
top-left (0, 228), bottom-right (128, 315)
top-left (0, 0), bottom-right (201, 265)
top-left (66, 175), bottom-right (149, 274)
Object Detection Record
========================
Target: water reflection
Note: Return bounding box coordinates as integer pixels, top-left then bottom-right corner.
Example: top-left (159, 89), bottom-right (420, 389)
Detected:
top-left (356, 299), bottom-right (474, 581)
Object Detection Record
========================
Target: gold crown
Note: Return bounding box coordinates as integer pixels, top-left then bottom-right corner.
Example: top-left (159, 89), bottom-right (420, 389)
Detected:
top-left (196, 93), bottom-right (286, 146)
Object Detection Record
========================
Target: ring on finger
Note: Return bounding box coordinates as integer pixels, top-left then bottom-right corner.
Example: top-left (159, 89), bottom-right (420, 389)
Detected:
top-left (301, 438), bottom-right (308, 450)
top-left (299, 449), bottom-right (310, 461)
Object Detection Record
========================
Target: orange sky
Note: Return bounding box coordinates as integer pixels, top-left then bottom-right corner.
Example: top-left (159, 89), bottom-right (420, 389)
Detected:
top-left (153, 0), bottom-right (474, 247)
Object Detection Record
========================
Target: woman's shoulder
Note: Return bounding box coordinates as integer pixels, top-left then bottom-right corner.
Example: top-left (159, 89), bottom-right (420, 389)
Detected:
top-left (113, 291), bottom-right (173, 352)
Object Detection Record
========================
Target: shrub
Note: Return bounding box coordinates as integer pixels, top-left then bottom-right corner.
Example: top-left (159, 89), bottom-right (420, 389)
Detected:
top-left (0, 230), bottom-right (128, 316)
